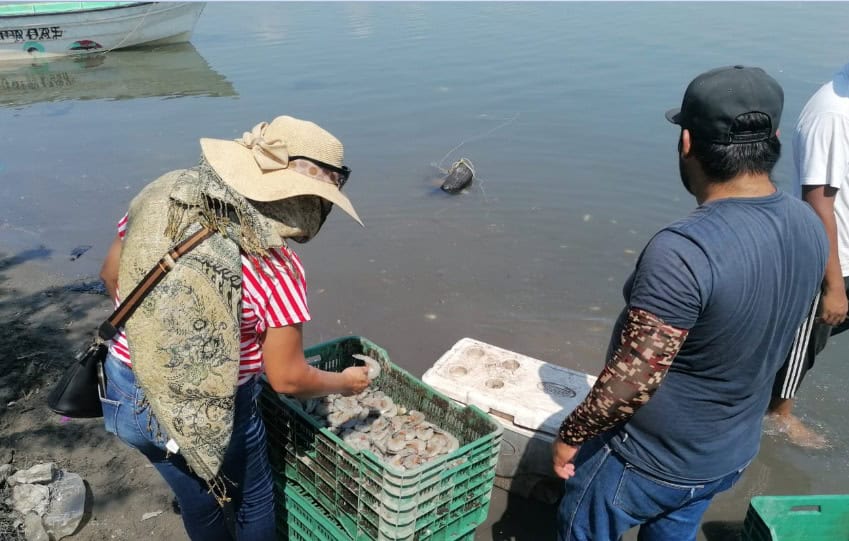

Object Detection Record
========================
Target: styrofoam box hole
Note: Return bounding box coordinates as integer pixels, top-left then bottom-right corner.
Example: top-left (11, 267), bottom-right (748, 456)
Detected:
top-left (485, 378), bottom-right (505, 389)
top-left (465, 346), bottom-right (486, 358)
top-left (449, 365), bottom-right (469, 377)
top-left (500, 359), bottom-right (520, 370)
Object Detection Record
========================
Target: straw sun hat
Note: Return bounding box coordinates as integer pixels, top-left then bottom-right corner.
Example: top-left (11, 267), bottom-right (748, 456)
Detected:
top-left (200, 115), bottom-right (362, 225)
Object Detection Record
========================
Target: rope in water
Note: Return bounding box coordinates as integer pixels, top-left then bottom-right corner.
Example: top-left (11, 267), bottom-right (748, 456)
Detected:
top-left (436, 112), bottom-right (520, 172)
top-left (101, 2), bottom-right (155, 54)
top-left (450, 157), bottom-right (476, 178)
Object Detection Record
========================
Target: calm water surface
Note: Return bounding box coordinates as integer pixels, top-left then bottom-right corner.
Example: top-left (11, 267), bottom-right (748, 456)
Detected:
top-left (2, 3), bottom-right (848, 539)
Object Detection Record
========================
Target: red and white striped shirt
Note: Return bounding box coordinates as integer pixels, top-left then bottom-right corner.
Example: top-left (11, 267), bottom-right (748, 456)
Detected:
top-left (108, 214), bottom-right (310, 385)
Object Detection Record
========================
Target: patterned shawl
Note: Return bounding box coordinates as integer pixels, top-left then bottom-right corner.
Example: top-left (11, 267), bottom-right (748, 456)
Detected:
top-left (118, 158), bottom-right (323, 501)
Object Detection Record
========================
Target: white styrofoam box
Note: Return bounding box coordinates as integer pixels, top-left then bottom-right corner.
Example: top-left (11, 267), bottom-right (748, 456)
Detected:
top-left (423, 337), bottom-right (597, 437)
top-left (423, 338), bottom-right (598, 502)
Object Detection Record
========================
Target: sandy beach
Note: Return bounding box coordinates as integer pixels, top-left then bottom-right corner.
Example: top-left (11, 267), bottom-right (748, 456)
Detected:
top-left (0, 247), bottom-right (188, 541)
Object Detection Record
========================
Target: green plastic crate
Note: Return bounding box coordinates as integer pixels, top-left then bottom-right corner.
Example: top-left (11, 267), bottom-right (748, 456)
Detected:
top-left (277, 482), bottom-right (478, 541)
top-left (260, 336), bottom-right (502, 541)
top-left (279, 482), bottom-right (350, 541)
top-left (742, 495), bottom-right (849, 541)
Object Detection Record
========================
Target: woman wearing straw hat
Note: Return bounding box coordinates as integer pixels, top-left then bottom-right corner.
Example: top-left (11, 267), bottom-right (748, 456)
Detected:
top-left (98, 116), bottom-right (370, 540)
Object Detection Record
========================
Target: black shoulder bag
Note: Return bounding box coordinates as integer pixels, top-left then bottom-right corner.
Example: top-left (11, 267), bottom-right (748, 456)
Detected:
top-left (47, 227), bottom-right (214, 418)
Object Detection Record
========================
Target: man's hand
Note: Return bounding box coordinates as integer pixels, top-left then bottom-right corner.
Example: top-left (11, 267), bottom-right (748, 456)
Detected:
top-left (802, 185), bottom-right (845, 326)
top-left (820, 286), bottom-right (848, 326)
top-left (552, 439), bottom-right (579, 480)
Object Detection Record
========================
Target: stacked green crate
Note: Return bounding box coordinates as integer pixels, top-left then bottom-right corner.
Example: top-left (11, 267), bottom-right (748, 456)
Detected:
top-left (260, 336), bottom-right (502, 541)
top-left (277, 481), bottom-right (350, 541)
top-left (742, 495), bottom-right (849, 541)
top-left (278, 483), bottom-right (478, 541)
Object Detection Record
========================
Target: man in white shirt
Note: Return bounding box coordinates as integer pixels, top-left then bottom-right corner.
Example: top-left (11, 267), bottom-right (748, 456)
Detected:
top-left (768, 65), bottom-right (849, 448)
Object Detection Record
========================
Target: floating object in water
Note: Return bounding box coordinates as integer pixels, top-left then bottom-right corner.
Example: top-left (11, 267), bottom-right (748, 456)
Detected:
top-left (440, 158), bottom-right (475, 194)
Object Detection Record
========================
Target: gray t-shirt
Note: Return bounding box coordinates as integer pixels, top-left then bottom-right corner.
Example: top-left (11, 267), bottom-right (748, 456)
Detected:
top-left (609, 190), bottom-right (827, 483)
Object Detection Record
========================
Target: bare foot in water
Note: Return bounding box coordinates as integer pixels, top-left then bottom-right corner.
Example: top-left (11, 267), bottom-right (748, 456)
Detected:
top-left (765, 413), bottom-right (829, 449)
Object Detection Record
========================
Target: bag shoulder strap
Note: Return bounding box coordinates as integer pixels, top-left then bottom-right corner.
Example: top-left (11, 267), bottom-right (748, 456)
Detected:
top-left (98, 227), bottom-right (215, 341)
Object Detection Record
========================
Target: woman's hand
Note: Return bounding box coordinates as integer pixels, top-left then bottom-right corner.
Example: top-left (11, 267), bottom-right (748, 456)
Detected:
top-left (341, 366), bottom-right (370, 395)
top-left (263, 325), bottom-right (371, 398)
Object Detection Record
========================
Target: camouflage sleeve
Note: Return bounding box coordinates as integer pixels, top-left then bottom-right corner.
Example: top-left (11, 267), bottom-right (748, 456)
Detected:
top-left (558, 307), bottom-right (688, 447)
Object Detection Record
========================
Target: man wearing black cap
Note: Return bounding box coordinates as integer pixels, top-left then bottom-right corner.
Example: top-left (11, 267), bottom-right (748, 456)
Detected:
top-left (552, 66), bottom-right (828, 541)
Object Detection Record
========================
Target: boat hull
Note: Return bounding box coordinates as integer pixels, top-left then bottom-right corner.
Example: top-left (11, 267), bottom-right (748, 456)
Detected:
top-left (0, 2), bottom-right (205, 61)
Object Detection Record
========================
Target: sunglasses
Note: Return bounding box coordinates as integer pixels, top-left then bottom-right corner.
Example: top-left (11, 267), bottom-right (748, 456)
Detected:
top-left (290, 155), bottom-right (351, 189)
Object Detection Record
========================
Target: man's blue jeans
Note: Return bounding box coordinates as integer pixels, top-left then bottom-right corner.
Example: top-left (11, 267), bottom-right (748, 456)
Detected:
top-left (100, 354), bottom-right (275, 541)
top-left (557, 435), bottom-right (745, 541)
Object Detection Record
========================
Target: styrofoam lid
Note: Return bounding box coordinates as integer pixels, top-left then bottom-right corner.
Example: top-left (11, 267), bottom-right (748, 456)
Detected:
top-left (423, 338), bottom-right (597, 436)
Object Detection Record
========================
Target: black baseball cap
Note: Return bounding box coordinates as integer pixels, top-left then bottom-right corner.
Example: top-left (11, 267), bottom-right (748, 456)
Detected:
top-left (665, 65), bottom-right (783, 144)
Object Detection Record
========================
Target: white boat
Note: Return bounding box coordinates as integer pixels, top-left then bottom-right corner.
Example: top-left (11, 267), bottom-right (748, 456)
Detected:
top-left (0, 2), bottom-right (205, 62)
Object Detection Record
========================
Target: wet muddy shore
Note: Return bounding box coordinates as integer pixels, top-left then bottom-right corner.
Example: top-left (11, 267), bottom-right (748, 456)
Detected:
top-left (0, 248), bottom-right (188, 541)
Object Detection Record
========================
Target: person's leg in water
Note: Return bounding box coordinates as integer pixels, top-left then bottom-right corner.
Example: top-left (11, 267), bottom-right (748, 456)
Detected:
top-left (766, 397), bottom-right (827, 449)
top-left (766, 292), bottom-right (831, 449)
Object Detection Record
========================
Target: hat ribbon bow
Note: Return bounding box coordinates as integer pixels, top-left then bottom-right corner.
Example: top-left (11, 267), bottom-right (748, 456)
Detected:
top-left (238, 121), bottom-right (289, 171)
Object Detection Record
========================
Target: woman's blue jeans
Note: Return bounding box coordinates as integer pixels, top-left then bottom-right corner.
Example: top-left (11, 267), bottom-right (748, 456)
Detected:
top-left (100, 353), bottom-right (275, 541)
top-left (557, 435), bottom-right (745, 541)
